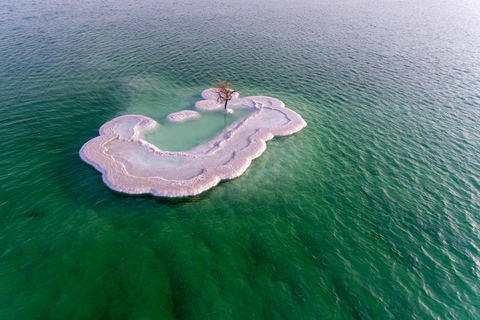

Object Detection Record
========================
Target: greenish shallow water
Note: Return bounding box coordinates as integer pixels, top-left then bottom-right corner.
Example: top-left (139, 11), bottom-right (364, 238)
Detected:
top-left (1, 0), bottom-right (480, 319)
top-left (143, 108), bottom-right (252, 152)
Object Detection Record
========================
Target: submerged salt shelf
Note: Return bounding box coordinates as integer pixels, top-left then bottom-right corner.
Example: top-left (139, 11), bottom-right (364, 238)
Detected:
top-left (80, 88), bottom-right (307, 197)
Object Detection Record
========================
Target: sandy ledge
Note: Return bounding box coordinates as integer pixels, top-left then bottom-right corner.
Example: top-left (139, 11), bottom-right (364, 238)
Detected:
top-left (80, 88), bottom-right (307, 197)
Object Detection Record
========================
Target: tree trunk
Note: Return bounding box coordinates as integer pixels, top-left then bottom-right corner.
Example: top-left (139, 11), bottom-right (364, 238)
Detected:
top-left (224, 99), bottom-right (228, 109)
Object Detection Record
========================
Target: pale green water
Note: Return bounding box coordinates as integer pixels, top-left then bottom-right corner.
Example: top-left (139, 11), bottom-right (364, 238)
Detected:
top-left (143, 108), bottom-right (252, 151)
top-left (1, 0), bottom-right (480, 319)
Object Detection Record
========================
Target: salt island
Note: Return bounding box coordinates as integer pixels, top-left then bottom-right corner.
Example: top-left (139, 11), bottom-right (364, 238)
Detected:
top-left (80, 88), bottom-right (307, 197)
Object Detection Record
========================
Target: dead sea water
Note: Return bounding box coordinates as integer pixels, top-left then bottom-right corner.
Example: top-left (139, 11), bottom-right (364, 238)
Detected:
top-left (1, 0), bottom-right (480, 318)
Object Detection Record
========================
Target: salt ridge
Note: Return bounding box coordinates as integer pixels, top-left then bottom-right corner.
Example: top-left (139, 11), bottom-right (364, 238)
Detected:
top-left (79, 88), bottom-right (307, 197)
top-left (166, 110), bottom-right (199, 122)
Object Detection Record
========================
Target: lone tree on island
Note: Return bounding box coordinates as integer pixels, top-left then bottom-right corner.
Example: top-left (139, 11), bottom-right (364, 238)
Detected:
top-left (214, 80), bottom-right (237, 110)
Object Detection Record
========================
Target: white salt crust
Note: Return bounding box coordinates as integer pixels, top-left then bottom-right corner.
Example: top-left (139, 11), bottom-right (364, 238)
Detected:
top-left (166, 110), bottom-right (200, 122)
top-left (80, 88), bottom-right (307, 197)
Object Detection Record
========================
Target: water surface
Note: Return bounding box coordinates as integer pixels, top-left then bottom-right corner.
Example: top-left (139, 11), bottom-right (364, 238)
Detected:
top-left (143, 108), bottom-right (252, 151)
top-left (1, 0), bottom-right (480, 319)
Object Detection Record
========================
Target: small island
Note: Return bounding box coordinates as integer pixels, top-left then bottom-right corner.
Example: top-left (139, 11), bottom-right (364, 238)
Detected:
top-left (80, 88), bottom-right (307, 197)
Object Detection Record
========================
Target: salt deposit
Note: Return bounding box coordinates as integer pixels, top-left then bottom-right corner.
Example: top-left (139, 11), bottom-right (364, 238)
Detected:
top-left (166, 110), bottom-right (200, 122)
top-left (80, 88), bottom-right (307, 197)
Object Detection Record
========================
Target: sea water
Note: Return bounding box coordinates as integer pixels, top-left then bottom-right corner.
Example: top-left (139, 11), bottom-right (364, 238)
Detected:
top-left (1, 0), bottom-right (480, 319)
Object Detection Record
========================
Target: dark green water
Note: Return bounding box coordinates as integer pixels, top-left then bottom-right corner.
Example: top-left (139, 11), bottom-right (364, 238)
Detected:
top-left (1, 0), bottom-right (480, 319)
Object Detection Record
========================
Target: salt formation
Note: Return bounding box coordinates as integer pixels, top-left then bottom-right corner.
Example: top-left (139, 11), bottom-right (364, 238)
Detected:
top-left (166, 110), bottom-right (199, 122)
top-left (80, 88), bottom-right (307, 197)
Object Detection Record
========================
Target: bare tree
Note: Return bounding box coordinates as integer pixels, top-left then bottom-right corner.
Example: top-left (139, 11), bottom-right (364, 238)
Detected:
top-left (213, 80), bottom-right (237, 110)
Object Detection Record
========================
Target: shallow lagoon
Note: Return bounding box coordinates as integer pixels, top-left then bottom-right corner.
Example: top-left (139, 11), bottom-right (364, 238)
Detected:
top-left (143, 108), bottom-right (252, 152)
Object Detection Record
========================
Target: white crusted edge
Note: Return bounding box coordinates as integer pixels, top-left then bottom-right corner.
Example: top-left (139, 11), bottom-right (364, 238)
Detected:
top-left (80, 88), bottom-right (307, 197)
top-left (166, 110), bottom-right (200, 122)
